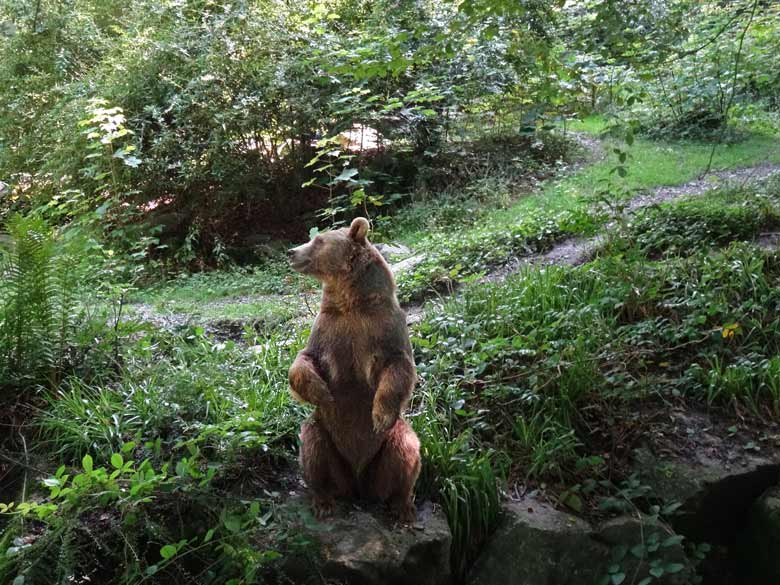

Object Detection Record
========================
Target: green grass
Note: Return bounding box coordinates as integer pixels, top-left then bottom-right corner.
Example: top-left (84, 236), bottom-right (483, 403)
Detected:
top-left (566, 114), bottom-right (608, 135)
top-left (128, 116), bottom-right (780, 307)
top-left (40, 328), bottom-right (305, 460)
top-left (501, 123), bottom-right (780, 218)
top-left (132, 297), bottom-right (304, 330)
top-left (412, 241), bottom-right (780, 484)
top-left (132, 257), bottom-right (312, 306)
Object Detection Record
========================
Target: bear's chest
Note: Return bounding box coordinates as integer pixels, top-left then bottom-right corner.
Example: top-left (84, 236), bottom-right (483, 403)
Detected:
top-left (315, 316), bottom-right (382, 389)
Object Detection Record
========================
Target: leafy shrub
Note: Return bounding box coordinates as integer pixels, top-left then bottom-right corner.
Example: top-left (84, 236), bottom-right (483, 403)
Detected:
top-left (0, 445), bottom-right (281, 585)
top-left (0, 0), bottom-right (567, 263)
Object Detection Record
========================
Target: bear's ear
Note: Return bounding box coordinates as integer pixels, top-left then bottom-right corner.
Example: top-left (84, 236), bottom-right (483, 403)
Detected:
top-left (349, 217), bottom-right (370, 243)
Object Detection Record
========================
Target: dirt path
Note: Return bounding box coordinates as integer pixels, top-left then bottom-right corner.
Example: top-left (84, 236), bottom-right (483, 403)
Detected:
top-left (404, 161), bottom-right (780, 323)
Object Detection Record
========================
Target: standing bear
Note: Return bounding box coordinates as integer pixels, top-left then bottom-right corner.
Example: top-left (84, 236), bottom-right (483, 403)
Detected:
top-left (287, 217), bottom-right (421, 521)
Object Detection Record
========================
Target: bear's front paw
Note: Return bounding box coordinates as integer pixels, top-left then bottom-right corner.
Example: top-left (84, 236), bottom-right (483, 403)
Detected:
top-left (372, 407), bottom-right (397, 434)
top-left (310, 378), bottom-right (335, 406)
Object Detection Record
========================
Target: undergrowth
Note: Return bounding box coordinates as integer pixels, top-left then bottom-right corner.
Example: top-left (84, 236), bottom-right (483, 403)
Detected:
top-left (4, 141), bottom-right (780, 585)
top-left (615, 177), bottom-right (780, 257)
top-left (396, 207), bottom-right (601, 302)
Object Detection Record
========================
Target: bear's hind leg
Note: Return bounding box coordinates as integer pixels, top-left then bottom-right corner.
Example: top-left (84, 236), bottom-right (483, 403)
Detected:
top-left (365, 419), bottom-right (421, 522)
top-left (300, 419), bottom-right (355, 519)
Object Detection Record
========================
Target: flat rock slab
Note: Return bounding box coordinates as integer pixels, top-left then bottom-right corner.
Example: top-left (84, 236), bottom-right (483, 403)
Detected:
top-left (286, 501), bottom-right (451, 585)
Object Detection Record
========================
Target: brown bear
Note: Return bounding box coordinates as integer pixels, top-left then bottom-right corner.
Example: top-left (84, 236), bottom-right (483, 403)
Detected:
top-left (287, 217), bottom-right (420, 522)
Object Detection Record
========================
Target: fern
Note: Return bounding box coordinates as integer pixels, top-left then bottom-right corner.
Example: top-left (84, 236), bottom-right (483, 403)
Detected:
top-left (0, 214), bottom-right (79, 386)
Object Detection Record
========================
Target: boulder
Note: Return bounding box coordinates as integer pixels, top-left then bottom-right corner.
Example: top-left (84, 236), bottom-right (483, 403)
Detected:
top-left (740, 485), bottom-right (780, 584)
top-left (286, 501), bottom-right (451, 585)
top-left (469, 497), bottom-right (692, 585)
top-left (633, 447), bottom-right (780, 543)
top-left (374, 242), bottom-right (411, 261)
top-left (391, 253), bottom-right (426, 275)
top-left (469, 498), bottom-right (604, 585)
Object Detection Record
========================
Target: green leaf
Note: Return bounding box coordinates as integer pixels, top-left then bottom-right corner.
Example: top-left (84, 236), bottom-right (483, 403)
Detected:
top-left (160, 545), bottom-right (177, 560)
top-left (662, 535), bottom-right (684, 548)
top-left (111, 453), bottom-right (124, 469)
top-left (665, 563), bottom-right (685, 574)
top-left (332, 167), bottom-right (359, 183)
top-left (204, 528), bottom-right (215, 543)
top-left (611, 573), bottom-right (626, 585)
top-left (223, 515), bottom-right (241, 533)
top-left (12, 576), bottom-right (25, 585)
top-left (649, 567), bottom-right (664, 578)
top-left (82, 454), bottom-right (93, 473)
top-left (610, 545), bottom-right (628, 562)
top-left (563, 492), bottom-right (583, 513)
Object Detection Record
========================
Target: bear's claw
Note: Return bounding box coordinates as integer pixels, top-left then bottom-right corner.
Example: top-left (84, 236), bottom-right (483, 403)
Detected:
top-left (313, 497), bottom-right (335, 520)
top-left (372, 408), bottom-right (396, 434)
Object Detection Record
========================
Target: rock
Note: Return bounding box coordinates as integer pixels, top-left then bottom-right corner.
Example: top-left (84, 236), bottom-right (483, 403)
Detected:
top-left (469, 497), bottom-right (693, 585)
top-left (740, 485), bottom-right (780, 584)
top-left (633, 447), bottom-right (780, 543)
top-left (287, 501), bottom-right (451, 585)
top-left (470, 498), bottom-right (604, 585)
top-left (596, 516), bottom-right (691, 585)
top-left (391, 253), bottom-right (426, 275)
top-left (374, 242), bottom-right (410, 261)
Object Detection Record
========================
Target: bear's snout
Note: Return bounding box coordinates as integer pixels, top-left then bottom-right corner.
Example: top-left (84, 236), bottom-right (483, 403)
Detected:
top-left (288, 244), bottom-right (311, 273)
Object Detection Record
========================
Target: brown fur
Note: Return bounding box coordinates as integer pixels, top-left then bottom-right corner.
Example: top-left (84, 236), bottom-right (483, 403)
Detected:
top-left (288, 218), bottom-right (420, 521)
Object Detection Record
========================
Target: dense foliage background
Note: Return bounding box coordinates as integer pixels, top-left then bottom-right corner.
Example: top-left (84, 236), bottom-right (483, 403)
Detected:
top-left (2, 1), bottom-right (780, 584)
top-left (1, 0), bottom-right (773, 267)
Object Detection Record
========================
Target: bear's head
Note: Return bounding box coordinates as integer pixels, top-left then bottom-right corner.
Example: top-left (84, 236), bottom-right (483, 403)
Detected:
top-left (288, 217), bottom-right (372, 282)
